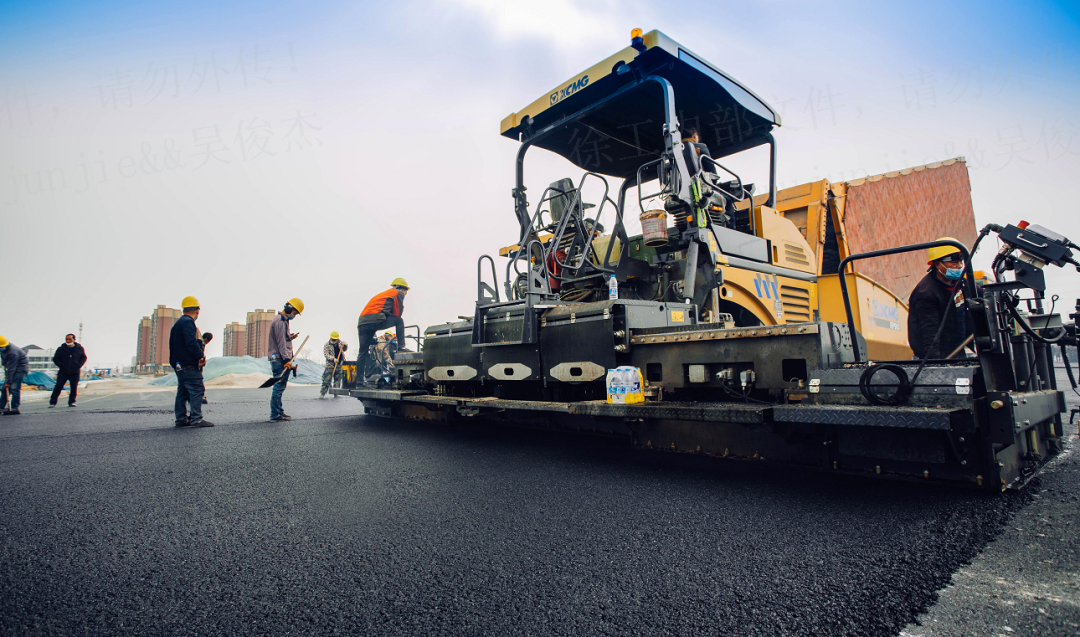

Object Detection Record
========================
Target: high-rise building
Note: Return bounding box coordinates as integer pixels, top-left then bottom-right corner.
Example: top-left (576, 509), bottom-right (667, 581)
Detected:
top-left (223, 322), bottom-right (247, 357)
top-left (135, 316), bottom-right (153, 365)
top-left (245, 309), bottom-right (276, 358)
top-left (149, 305), bottom-right (182, 365)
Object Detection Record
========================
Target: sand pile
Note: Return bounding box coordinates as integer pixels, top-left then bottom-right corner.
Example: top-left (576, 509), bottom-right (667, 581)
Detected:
top-left (203, 373), bottom-right (273, 389)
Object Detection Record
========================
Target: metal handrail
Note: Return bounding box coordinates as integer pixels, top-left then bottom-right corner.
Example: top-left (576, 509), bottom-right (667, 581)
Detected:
top-left (549, 172), bottom-right (611, 272)
top-left (476, 254), bottom-right (500, 304)
top-left (401, 325), bottom-right (423, 351)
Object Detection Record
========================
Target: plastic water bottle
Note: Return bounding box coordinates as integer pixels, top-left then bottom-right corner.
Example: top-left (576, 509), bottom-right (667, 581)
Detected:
top-left (608, 275), bottom-right (618, 300)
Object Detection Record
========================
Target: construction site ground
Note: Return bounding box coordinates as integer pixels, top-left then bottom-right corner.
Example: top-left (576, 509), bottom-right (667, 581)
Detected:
top-left (0, 379), bottom-right (1076, 636)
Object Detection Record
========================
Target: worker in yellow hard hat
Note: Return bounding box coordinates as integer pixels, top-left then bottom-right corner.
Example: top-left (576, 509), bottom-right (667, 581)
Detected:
top-left (268, 298), bottom-right (304, 420)
top-left (356, 278), bottom-right (409, 386)
top-left (907, 238), bottom-right (972, 359)
top-left (0, 335), bottom-right (29, 415)
top-left (320, 331), bottom-right (348, 398)
top-left (170, 295), bottom-right (213, 427)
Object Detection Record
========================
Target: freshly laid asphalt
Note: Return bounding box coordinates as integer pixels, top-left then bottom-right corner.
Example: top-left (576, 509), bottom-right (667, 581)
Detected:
top-left (0, 384), bottom-right (1077, 636)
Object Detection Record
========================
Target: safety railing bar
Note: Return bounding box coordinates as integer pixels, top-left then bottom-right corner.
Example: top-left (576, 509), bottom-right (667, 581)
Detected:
top-left (574, 178), bottom-right (615, 274)
top-left (551, 172), bottom-right (610, 271)
top-left (507, 185), bottom-right (569, 293)
top-left (636, 157), bottom-right (670, 215)
top-left (402, 325), bottom-right (424, 350)
top-left (476, 254), bottom-right (500, 304)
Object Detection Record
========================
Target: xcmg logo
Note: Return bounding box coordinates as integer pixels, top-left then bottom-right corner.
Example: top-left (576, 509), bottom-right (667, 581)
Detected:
top-left (870, 299), bottom-right (900, 322)
top-left (550, 75), bottom-right (590, 106)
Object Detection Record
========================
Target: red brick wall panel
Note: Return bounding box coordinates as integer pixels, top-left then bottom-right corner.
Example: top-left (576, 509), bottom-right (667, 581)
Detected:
top-left (843, 161), bottom-right (977, 301)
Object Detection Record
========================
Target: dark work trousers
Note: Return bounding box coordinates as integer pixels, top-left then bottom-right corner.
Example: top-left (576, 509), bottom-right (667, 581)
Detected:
top-left (4, 373), bottom-right (25, 411)
top-left (356, 315), bottom-right (404, 382)
top-left (50, 370), bottom-right (80, 406)
top-left (174, 367), bottom-right (205, 423)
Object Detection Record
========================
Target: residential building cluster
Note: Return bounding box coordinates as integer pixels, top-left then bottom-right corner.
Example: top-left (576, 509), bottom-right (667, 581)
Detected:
top-left (134, 306), bottom-right (277, 371)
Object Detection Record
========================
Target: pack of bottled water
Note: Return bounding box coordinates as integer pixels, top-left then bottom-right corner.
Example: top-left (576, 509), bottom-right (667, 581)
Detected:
top-left (606, 366), bottom-right (644, 405)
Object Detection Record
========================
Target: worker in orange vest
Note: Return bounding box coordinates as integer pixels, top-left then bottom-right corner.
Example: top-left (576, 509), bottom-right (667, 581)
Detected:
top-left (356, 278), bottom-right (409, 385)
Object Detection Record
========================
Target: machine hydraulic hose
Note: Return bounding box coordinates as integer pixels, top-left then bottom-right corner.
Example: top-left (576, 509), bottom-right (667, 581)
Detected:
top-left (858, 278), bottom-right (956, 406)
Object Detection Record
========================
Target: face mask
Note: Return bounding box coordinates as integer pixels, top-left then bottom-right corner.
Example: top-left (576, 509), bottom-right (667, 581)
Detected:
top-left (944, 265), bottom-right (963, 281)
top-left (66, 342), bottom-right (75, 347)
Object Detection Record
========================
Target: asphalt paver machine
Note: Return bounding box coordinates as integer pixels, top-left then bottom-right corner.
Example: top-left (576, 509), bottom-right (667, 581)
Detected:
top-left (334, 30), bottom-right (1079, 490)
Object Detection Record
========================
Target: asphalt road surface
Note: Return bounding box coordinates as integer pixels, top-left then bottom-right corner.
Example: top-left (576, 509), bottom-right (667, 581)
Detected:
top-left (1, 384), bottom-right (1077, 636)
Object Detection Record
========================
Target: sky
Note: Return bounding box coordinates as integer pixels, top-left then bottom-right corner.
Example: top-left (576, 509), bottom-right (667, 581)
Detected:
top-left (2, 0), bottom-right (1079, 368)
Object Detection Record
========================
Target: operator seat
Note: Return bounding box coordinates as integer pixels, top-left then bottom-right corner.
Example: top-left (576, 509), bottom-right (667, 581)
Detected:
top-left (547, 177), bottom-right (595, 225)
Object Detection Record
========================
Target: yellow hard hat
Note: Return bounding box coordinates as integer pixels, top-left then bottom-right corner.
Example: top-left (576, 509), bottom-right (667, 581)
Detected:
top-left (928, 238), bottom-right (962, 263)
top-left (287, 297), bottom-right (304, 314)
top-left (181, 295), bottom-right (200, 309)
top-left (330, 331), bottom-right (339, 339)
top-left (391, 277), bottom-right (410, 289)
top-left (0, 335), bottom-right (7, 348)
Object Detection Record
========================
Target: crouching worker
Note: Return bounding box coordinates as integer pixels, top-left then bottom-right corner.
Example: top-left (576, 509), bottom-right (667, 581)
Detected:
top-left (0, 336), bottom-right (29, 415)
top-left (170, 296), bottom-right (213, 427)
top-left (356, 278), bottom-right (408, 386)
top-left (320, 331), bottom-right (348, 397)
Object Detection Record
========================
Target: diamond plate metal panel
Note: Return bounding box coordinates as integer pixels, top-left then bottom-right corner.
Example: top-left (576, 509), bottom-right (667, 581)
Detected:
top-left (773, 405), bottom-right (954, 429)
top-left (569, 401), bottom-right (768, 423)
top-left (810, 365), bottom-right (977, 386)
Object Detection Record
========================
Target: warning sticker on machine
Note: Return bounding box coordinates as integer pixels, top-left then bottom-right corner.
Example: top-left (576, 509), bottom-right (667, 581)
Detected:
top-left (670, 310), bottom-right (685, 323)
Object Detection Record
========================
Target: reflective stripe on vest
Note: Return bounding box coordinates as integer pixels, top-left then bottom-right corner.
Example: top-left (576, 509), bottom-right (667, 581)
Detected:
top-left (360, 289), bottom-right (401, 317)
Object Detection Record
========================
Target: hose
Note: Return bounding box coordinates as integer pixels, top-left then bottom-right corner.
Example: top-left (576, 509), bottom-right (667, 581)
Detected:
top-left (719, 381), bottom-right (772, 405)
top-left (970, 223), bottom-right (1003, 258)
top-left (858, 364), bottom-right (913, 406)
top-left (1006, 299), bottom-right (1066, 344)
top-left (1059, 342), bottom-right (1080, 399)
top-left (858, 284), bottom-right (955, 405)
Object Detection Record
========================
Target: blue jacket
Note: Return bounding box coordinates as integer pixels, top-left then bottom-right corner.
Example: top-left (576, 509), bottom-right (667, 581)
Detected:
top-left (168, 315), bottom-right (204, 369)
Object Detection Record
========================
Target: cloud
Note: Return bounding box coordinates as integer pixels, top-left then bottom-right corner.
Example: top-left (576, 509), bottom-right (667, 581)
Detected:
top-left (439, 0), bottom-right (630, 50)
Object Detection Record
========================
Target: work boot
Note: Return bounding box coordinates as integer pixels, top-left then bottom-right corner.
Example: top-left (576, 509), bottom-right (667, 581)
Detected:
top-left (175, 418), bottom-right (191, 427)
top-left (49, 404), bottom-right (56, 408)
top-left (69, 402), bottom-right (76, 407)
top-left (3, 410), bottom-right (21, 416)
top-left (189, 419), bottom-right (214, 428)
top-left (270, 414), bottom-right (292, 422)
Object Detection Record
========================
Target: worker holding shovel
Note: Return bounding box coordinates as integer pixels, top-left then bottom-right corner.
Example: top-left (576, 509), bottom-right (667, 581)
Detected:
top-left (267, 298), bottom-right (304, 421)
top-left (320, 332), bottom-right (348, 398)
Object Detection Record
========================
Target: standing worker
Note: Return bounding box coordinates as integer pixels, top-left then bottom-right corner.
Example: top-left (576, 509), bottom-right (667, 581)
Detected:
top-left (356, 278), bottom-right (409, 386)
top-left (320, 331), bottom-right (348, 398)
top-left (50, 333), bottom-right (87, 408)
top-left (0, 336), bottom-right (29, 416)
top-left (907, 238), bottom-right (972, 359)
top-left (170, 296), bottom-right (212, 427)
top-left (268, 298), bottom-right (304, 421)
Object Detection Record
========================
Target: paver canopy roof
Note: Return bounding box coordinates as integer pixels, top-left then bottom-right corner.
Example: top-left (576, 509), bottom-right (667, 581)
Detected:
top-left (500, 30), bottom-right (780, 179)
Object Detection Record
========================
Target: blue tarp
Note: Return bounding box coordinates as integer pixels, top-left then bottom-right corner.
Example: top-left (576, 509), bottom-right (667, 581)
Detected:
top-left (23, 371), bottom-right (57, 390)
top-left (149, 356), bottom-right (324, 386)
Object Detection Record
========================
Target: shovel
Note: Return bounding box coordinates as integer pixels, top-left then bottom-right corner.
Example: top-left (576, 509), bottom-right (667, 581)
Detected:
top-left (260, 335), bottom-right (309, 388)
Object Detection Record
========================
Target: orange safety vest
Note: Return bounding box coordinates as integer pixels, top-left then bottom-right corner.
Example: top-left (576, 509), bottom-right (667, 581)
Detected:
top-left (361, 288), bottom-right (402, 317)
